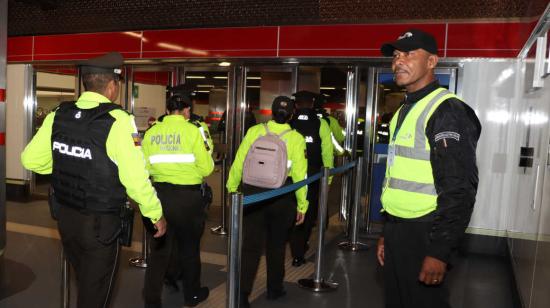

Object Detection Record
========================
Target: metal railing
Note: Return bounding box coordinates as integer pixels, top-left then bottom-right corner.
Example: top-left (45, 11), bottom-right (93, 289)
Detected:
top-left (226, 159), bottom-right (360, 308)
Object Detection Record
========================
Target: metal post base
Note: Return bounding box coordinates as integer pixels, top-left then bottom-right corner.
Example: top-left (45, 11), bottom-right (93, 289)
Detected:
top-left (210, 225), bottom-right (228, 236)
top-left (298, 279), bottom-right (338, 292)
top-left (129, 257), bottom-right (147, 268)
top-left (338, 241), bottom-right (369, 251)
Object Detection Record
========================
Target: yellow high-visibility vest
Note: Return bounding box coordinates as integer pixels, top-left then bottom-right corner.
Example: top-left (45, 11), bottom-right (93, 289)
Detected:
top-left (381, 88), bottom-right (457, 218)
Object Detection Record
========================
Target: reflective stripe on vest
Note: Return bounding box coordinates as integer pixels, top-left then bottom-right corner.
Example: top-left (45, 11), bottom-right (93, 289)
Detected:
top-left (149, 154), bottom-right (196, 164)
top-left (381, 88), bottom-right (456, 218)
top-left (331, 133), bottom-right (345, 154)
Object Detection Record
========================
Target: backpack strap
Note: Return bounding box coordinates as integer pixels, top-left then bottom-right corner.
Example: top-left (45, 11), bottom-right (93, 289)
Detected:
top-left (264, 123), bottom-right (291, 138)
top-left (263, 123), bottom-right (273, 136)
top-left (278, 129), bottom-right (292, 138)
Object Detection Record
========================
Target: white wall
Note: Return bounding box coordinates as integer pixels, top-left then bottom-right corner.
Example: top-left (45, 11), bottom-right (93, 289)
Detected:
top-left (460, 60), bottom-right (550, 234)
top-left (133, 82), bottom-right (166, 117)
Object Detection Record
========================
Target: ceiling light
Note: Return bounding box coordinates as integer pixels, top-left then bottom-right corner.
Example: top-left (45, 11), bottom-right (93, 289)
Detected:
top-left (246, 85), bottom-right (260, 88)
top-left (214, 76), bottom-right (228, 79)
top-left (197, 85), bottom-right (214, 88)
top-left (186, 75), bottom-right (205, 79)
top-left (196, 90), bottom-right (210, 93)
top-left (320, 87), bottom-right (336, 90)
top-left (247, 76), bottom-right (261, 80)
top-left (219, 62), bottom-right (231, 67)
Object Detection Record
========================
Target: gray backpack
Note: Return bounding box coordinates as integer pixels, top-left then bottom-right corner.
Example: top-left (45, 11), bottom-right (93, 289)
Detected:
top-left (242, 123), bottom-right (291, 189)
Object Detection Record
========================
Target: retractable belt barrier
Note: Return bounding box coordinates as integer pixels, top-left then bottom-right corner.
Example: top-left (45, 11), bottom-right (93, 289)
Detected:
top-left (242, 161), bottom-right (356, 206)
top-left (227, 160), bottom-right (359, 308)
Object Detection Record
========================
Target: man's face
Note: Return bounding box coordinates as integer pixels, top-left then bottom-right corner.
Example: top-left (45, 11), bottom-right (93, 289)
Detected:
top-left (391, 49), bottom-right (437, 91)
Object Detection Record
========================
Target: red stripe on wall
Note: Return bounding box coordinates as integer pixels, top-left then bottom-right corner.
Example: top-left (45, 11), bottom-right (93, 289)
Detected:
top-left (259, 109), bottom-right (272, 115)
top-left (0, 133), bottom-right (5, 145)
top-left (209, 111), bottom-right (224, 115)
top-left (0, 89), bottom-right (5, 102)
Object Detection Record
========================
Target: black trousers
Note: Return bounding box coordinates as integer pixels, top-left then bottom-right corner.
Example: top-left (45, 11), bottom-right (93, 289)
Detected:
top-left (289, 179), bottom-right (319, 258)
top-left (383, 221), bottom-right (450, 308)
top-left (57, 205), bottom-right (121, 308)
top-left (143, 183), bottom-right (206, 305)
top-left (240, 183), bottom-right (297, 295)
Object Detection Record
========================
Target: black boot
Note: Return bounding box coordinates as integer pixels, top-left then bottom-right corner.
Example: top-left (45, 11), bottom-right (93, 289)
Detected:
top-left (184, 287), bottom-right (209, 307)
top-left (239, 293), bottom-right (251, 308)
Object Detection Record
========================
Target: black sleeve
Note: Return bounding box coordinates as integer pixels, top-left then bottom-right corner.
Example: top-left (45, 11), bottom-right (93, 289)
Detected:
top-left (425, 98), bottom-right (481, 263)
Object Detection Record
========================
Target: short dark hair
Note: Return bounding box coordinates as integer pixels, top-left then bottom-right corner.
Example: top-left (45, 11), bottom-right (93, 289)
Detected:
top-left (294, 97), bottom-right (313, 109)
top-left (166, 95), bottom-right (191, 112)
top-left (82, 73), bottom-right (115, 93)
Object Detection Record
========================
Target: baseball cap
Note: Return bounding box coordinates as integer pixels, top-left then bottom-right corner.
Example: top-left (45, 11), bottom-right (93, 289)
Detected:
top-left (166, 94), bottom-right (192, 111)
top-left (313, 93), bottom-right (326, 109)
top-left (167, 84), bottom-right (196, 103)
top-left (381, 29), bottom-right (438, 57)
top-left (79, 52), bottom-right (123, 78)
top-left (292, 90), bottom-right (317, 105)
top-left (272, 96), bottom-right (295, 115)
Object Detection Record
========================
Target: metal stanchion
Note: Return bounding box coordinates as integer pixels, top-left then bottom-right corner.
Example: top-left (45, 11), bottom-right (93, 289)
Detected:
top-left (129, 226), bottom-right (148, 268)
top-left (211, 157), bottom-right (228, 236)
top-left (61, 248), bottom-right (70, 308)
top-left (227, 193), bottom-right (243, 308)
top-left (298, 167), bottom-right (338, 292)
top-left (339, 159), bottom-right (369, 251)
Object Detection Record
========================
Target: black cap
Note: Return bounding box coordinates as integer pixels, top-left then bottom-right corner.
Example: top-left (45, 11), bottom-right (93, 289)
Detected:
top-left (167, 84), bottom-right (196, 102)
top-left (79, 52), bottom-right (123, 77)
top-left (381, 29), bottom-right (438, 57)
top-left (272, 96), bottom-right (294, 115)
top-left (166, 94), bottom-right (192, 111)
top-left (292, 90), bottom-right (317, 105)
top-left (313, 93), bottom-right (326, 109)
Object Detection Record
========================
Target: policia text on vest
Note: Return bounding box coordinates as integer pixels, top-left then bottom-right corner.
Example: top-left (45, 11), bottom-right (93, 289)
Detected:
top-left (141, 110), bottom-right (214, 306)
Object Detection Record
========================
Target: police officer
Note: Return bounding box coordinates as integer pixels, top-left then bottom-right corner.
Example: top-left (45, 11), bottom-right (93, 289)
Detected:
top-left (377, 29), bottom-right (481, 308)
top-left (141, 94), bottom-right (214, 308)
top-left (166, 86), bottom-right (214, 154)
top-left (21, 52), bottom-right (167, 308)
top-left (289, 91), bottom-right (333, 267)
top-left (227, 96), bottom-right (308, 307)
top-left (314, 93), bottom-right (345, 155)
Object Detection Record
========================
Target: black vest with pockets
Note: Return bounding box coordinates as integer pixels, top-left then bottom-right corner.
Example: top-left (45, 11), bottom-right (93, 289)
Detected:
top-left (291, 108), bottom-right (322, 170)
top-left (51, 102), bottom-right (127, 213)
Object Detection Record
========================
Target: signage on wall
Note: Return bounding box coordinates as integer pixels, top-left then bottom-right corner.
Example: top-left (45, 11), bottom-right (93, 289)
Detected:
top-left (133, 85), bottom-right (140, 99)
top-left (134, 107), bottom-right (156, 131)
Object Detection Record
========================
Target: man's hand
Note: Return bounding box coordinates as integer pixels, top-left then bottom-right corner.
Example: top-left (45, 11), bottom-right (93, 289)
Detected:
top-left (376, 237), bottom-right (385, 266)
top-left (296, 212), bottom-right (305, 225)
top-left (153, 216), bottom-right (167, 238)
top-left (418, 256), bottom-right (446, 285)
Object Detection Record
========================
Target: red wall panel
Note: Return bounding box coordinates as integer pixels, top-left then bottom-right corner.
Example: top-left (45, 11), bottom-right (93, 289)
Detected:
top-left (141, 27), bottom-right (278, 58)
top-left (446, 22), bottom-right (530, 57)
top-left (7, 36), bottom-right (33, 62)
top-left (32, 32), bottom-right (142, 61)
top-left (5, 22), bottom-right (538, 61)
top-left (279, 24), bottom-right (446, 57)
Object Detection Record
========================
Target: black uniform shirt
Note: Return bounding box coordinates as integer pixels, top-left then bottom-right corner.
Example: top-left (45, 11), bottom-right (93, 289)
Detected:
top-left (395, 80), bottom-right (482, 263)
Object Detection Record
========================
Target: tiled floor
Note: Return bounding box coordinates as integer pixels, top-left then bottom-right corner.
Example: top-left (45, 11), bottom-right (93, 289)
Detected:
top-left (1, 175), bottom-right (520, 308)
